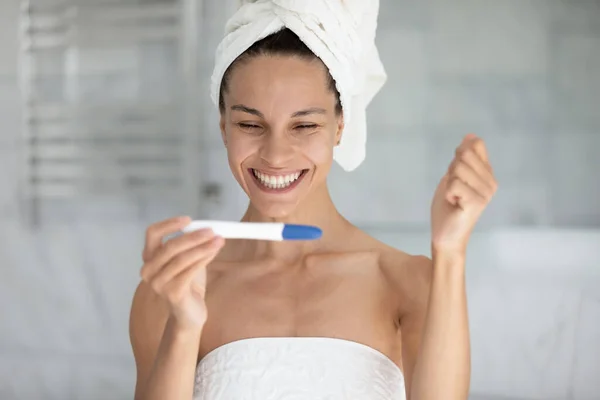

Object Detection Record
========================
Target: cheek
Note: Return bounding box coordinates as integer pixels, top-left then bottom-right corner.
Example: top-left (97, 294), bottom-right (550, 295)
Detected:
top-left (226, 134), bottom-right (258, 163)
top-left (301, 134), bottom-right (335, 163)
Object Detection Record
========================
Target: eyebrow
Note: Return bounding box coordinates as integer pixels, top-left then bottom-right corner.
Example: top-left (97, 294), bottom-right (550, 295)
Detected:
top-left (230, 104), bottom-right (327, 118)
top-left (231, 104), bottom-right (264, 118)
top-left (291, 107), bottom-right (327, 118)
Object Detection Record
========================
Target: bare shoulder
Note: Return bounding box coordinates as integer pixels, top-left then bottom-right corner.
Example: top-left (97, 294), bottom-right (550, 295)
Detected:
top-left (350, 229), bottom-right (433, 315)
top-left (129, 281), bottom-right (170, 386)
top-left (381, 242), bottom-right (432, 314)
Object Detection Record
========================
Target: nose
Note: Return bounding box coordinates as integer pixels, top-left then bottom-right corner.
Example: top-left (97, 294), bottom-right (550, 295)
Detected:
top-left (260, 132), bottom-right (295, 167)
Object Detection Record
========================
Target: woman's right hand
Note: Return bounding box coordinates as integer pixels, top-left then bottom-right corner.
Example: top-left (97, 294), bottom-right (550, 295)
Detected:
top-left (140, 216), bottom-right (224, 331)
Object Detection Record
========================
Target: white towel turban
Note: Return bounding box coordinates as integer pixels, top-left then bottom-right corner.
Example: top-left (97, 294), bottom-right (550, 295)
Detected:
top-left (211, 0), bottom-right (387, 171)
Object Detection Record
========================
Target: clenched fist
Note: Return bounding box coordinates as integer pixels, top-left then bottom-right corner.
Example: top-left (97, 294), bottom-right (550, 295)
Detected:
top-left (431, 134), bottom-right (498, 254)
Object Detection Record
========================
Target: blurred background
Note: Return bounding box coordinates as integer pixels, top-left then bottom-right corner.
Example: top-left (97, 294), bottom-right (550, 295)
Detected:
top-left (0, 0), bottom-right (599, 399)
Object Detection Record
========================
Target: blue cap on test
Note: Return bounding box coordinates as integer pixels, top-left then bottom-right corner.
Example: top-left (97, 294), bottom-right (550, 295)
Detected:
top-left (281, 224), bottom-right (322, 240)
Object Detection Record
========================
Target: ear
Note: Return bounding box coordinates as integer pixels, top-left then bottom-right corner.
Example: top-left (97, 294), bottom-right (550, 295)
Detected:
top-left (219, 113), bottom-right (227, 147)
top-left (334, 114), bottom-right (344, 146)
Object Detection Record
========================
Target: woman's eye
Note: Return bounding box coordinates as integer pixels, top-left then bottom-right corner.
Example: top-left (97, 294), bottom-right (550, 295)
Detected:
top-left (238, 123), bottom-right (261, 130)
top-left (295, 124), bottom-right (318, 130)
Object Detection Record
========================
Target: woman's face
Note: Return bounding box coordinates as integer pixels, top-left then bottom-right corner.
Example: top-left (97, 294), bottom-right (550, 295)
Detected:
top-left (220, 55), bottom-right (343, 218)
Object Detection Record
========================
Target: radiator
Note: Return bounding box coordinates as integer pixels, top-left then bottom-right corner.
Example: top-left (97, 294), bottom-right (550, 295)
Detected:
top-left (18, 0), bottom-right (203, 224)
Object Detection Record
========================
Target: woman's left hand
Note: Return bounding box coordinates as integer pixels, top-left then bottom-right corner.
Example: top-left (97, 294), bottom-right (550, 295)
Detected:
top-left (431, 133), bottom-right (498, 255)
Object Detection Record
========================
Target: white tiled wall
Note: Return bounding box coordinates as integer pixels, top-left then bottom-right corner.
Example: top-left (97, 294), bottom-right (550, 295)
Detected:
top-left (1, 0), bottom-right (599, 399)
top-left (361, 0), bottom-right (600, 229)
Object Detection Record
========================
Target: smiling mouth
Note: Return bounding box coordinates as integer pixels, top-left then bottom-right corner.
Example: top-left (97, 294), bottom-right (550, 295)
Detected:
top-left (250, 168), bottom-right (309, 192)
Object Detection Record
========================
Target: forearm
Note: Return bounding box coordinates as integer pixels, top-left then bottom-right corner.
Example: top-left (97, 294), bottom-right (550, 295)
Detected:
top-left (410, 250), bottom-right (470, 400)
top-left (139, 316), bottom-right (203, 400)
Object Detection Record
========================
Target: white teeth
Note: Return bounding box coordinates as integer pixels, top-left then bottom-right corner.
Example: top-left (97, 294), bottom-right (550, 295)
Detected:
top-left (252, 169), bottom-right (303, 190)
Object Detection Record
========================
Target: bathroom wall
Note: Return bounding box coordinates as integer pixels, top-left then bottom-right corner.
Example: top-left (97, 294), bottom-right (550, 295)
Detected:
top-left (0, 0), bottom-right (599, 399)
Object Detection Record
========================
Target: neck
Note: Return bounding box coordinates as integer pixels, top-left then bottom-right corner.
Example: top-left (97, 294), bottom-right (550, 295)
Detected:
top-left (239, 183), bottom-right (349, 263)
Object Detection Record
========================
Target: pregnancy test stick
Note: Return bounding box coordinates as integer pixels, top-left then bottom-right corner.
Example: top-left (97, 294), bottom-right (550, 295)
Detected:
top-left (181, 220), bottom-right (322, 241)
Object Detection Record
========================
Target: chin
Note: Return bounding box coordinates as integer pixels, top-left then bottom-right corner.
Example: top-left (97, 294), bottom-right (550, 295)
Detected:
top-left (247, 196), bottom-right (302, 219)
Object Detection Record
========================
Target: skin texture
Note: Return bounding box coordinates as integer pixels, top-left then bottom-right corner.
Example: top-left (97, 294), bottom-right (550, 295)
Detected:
top-left (129, 54), bottom-right (497, 400)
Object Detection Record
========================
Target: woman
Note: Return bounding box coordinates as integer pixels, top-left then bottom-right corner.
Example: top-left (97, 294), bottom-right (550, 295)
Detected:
top-left (129, 6), bottom-right (497, 400)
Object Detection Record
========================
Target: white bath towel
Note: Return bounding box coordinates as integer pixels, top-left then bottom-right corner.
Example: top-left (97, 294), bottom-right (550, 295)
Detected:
top-left (211, 0), bottom-right (387, 171)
